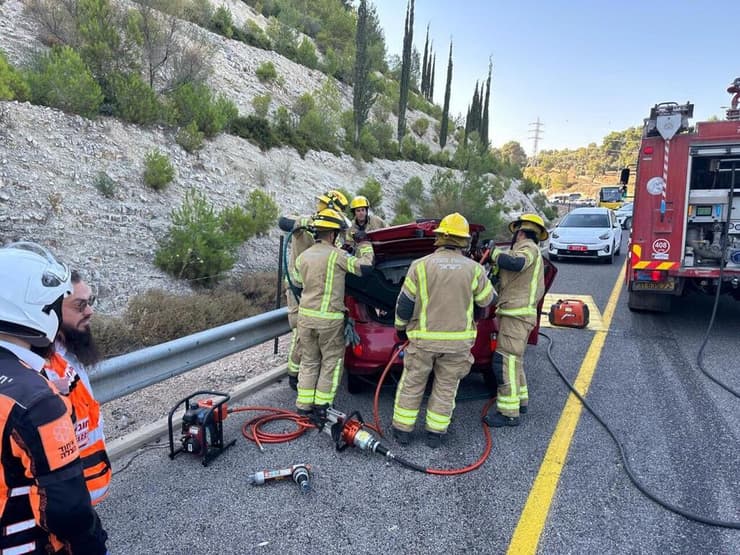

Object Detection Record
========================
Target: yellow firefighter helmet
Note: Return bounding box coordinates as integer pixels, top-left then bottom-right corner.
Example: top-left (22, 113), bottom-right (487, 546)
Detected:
top-left (509, 213), bottom-right (549, 241)
top-left (350, 195), bottom-right (370, 211)
top-left (433, 212), bottom-right (471, 238)
top-left (312, 208), bottom-right (348, 231)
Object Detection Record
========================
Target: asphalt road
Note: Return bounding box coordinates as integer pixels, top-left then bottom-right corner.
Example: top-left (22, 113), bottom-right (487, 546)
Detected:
top-left (97, 232), bottom-right (740, 554)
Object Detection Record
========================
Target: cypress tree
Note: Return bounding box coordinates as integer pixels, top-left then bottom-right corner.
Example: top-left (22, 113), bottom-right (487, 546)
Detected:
top-left (397, 0), bottom-right (414, 143)
top-left (480, 59), bottom-right (492, 148)
top-left (428, 51), bottom-right (436, 102)
top-left (421, 24), bottom-right (429, 97)
top-left (439, 41), bottom-right (453, 148)
top-left (466, 81), bottom-right (480, 141)
top-left (353, 0), bottom-right (376, 146)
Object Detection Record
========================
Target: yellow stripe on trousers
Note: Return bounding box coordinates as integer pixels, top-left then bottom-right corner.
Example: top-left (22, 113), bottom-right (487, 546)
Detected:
top-left (507, 258), bottom-right (626, 555)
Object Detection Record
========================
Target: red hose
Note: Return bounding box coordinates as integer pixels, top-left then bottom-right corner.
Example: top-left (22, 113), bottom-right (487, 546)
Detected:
top-left (372, 341), bottom-right (495, 475)
top-left (230, 406), bottom-right (314, 451)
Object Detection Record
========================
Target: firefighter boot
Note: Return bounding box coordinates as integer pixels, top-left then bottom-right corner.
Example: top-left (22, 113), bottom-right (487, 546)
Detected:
top-left (311, 404), bottom-right (330, 429)
top-left (425, 431), bottom-right (444, 449)
top-left (288, 375), bottom-right (298, 391)
top-left (519, 405), bottom-right (528, 414)
top-left (484, 411), bottom-right (520, 428)
top-left (392, 427), bottom-right (412, 445)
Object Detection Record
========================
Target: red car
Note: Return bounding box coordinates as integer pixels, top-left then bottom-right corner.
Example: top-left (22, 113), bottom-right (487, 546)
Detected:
top-left (344, 220), bottom-right (557, 393)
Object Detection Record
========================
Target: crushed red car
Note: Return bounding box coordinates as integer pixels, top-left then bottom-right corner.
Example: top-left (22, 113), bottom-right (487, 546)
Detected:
top-left (344, 220), bottom-right (557, 393)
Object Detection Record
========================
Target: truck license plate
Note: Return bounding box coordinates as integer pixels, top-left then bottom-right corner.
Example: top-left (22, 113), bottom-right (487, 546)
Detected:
top-left (568, 245), bottom-right (587, 251)
top-left (632, 281), bottom-right (675, 291)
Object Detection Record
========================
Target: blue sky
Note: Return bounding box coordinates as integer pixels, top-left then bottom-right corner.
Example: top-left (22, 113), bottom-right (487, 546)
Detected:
top-left (372, 0), bottom-right (739, 154)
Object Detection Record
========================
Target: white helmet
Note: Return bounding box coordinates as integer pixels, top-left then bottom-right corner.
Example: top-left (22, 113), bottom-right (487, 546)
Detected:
top-left (0, 242), bottom-right (71, 347)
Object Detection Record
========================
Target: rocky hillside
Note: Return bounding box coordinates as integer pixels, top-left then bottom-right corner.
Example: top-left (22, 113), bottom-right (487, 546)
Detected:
top-left (0, 0), bottom-right (539, 314)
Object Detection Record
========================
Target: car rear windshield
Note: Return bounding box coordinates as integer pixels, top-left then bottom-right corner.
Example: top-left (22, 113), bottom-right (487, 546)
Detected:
top-left (560, 213), bottom-right (610, 228)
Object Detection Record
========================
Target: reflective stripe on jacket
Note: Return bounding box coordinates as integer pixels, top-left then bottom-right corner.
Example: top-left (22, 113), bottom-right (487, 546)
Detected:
top-left (45, 353), bottom-right (111, 505)
top-left (496, 238), bottom-right (545, 323)
top-left (0, 347), bottom-right (108, 555)
top-left (293, 240), bottom-right (374, 328)
top-left (396, 247), bottom-right (495, 353)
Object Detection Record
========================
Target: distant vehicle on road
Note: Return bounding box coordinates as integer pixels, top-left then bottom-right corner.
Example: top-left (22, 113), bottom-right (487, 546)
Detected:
top-left (547, 207), bottom-right (622, 264)
top-left (615, 202), bottom-right (633, 229)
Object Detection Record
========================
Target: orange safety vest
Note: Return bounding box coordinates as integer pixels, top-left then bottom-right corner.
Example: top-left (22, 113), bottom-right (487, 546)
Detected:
top-left (44, 352), bottom-right (111, 505)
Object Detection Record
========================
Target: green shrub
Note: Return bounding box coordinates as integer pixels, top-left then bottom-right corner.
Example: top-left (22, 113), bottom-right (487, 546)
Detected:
top-left (210, 6), bottom-right (234, 38)
top-left (0, 50), bottom-right (30, 101)
top-left (243, 189), bottom-right (278, 236)
top-left (143, 150), bottom-right (175, 190)
top-left (292, 92), bottom-right (315, 117)
top-left (252, 94), bottom-right (271, 118)
top-left (93, 171), bottom-right (117, 198)
top-left (176, 121), bottom-right (204, 153)
top-left (26, 46), bottom-right (102, 118)
top-left (255, 61), bottom-right (278, 83)
top-left (155, 189), bottom-right (237, 284)
top-left (296, 38), bottom-right (318, 69)
top-left (402, 176), bottom-right (424, 203)
top-left (400, 135), bottom-right (430, 163)
top-left (242, 20), bottom-right (272, 50)
top-left (392, 197), bottom-right (414, 225)
top-left (230, 115), bottom-right (278, 151)
top-left (168, 83), bottom-right (236, 137)
top-left (183, 0), bottom-right (214, 27)
top-left (355, 177), bottom-right (384, 218)
top-left (411, 117), bottom-right (429, 137)
top-left (109, 72), bottom-right (160, 124)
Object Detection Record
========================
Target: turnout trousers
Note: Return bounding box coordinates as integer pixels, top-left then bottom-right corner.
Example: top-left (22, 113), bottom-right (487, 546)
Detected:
top-left (296, 320), bottom-right (345, 411)
top-left (286, 287), bottom-right (301, 377)
top-left (494, 316), bottom-right (534, 417)
top-left (392, 344), bottom-right (473, 434)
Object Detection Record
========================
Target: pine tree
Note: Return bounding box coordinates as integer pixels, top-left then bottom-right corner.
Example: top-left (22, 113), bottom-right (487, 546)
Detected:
top-left (421, 23), bottom-right (429, 97)
top-left (479, 59), bottom-right (492, 148)
top-left (397, 0), bottom-right (414, 143)
top-left (353, 0), bottom-right (376, 146)
top-left (439, 41), bottom-right (453, 148)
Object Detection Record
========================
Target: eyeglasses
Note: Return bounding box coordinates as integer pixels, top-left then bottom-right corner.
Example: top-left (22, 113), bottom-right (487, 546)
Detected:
top-left (71, 295), bottom-right (96, 313)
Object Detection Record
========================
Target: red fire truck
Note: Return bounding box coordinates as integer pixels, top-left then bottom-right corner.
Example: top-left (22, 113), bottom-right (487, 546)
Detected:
top-left (627, 78), bottom-right (740, 312)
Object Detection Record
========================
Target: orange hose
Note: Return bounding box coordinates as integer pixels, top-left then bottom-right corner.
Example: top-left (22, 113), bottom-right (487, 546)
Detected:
top-left (230, 406), bottom-right (314, 451)
top-left (372, 341), bottom-right (496, 475)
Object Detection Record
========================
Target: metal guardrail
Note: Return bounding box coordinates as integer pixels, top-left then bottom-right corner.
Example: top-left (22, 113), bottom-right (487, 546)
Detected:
top-left (91, 308), bottom-right (290, 404)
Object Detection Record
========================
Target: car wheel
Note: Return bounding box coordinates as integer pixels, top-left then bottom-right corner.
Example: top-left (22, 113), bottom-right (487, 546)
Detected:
top-left (624, 217), bottom-right (632, 231)
top-left (602, 250), bottom-right (614, 264)
top-left (615, 239), bottom-right (621, 256)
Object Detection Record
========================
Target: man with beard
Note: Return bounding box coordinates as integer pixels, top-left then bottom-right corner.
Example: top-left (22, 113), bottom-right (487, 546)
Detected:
top-left (46, 270), bottom-right (111, 505)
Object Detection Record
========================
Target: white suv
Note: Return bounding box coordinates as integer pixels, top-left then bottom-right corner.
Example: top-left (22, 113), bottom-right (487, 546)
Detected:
top-left (547, 207), bottom-right (622, 264)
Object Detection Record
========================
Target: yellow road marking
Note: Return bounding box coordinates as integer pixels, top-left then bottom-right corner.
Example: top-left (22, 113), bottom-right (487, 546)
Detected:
top-left (539, 294), bottom-right (606, 331)
top-left (507, 258), bottom-right (627, 555)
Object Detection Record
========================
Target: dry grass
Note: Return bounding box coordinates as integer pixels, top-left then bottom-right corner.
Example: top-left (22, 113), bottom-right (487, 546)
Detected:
top-left (93, 272), bottom-right (283, 358)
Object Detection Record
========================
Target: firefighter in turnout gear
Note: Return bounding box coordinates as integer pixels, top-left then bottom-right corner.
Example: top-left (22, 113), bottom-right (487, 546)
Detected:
top-left (0, 243), bottom-right (108, 554)
top-left (348, 195), bottom-right (385, 243)
top-left (292, 208), bottom-right (374, 422)
top-left (392, 213), bottom-right (495, 448)
top-left (279, 191), bottom-right (350, 390)
top-left (484, 214), bottom-right (547, 428)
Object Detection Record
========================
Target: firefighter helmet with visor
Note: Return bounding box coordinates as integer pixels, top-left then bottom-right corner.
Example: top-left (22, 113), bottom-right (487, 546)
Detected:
top-left (433, 212), bottom-right (471, 238)
top-left (509, 213), bottom-right (549, 241)
top-left (312, 208), bottom-right (348, 231)
top-left (0, 242), bottom-right (72, 347)
top-left (350, 195), bottom-right (370, 211)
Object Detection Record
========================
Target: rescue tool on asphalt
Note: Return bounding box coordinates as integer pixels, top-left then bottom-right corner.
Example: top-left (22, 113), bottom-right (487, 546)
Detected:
top-left (248, 464), bottom-right (312, 493)
top-left (167, 391), bottom-right (236, 466)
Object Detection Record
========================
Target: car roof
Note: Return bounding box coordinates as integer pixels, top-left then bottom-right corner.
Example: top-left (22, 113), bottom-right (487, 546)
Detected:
top-left (565, 207), bottom-right (611, 215)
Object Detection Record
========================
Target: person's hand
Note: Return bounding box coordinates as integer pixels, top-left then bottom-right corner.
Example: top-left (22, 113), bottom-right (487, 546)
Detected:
top-left (396, 328), bottom-right (408, 343)
top-left (491, 247), bottom-right (504, 262)
top-left (353, 230), bottom-right (369, 243)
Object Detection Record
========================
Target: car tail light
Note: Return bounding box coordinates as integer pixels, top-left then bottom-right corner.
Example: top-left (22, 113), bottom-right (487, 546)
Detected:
top-left (490, 332), bottom-right (498, 353)
top-left (352, 343), bottom-right (363, 356)
top-left (643, 146), bottom-right (654, 155)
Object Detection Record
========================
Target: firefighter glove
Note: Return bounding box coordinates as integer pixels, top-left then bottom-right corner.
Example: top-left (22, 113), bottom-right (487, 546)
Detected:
top-left (491, 247), bottom-right (504, 262)
top-left (396, 328), bottom-right (408, 343)
top-left (353, 230), bottom-right (369, 243)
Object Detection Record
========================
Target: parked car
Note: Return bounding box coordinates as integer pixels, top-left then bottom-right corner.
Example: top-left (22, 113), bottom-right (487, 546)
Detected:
top-left (547, 207), bottom-right (622, 263)
top-left (614, 202), bottom-right (633, 230)
top-left (344, 220), bottom-right (557, 393)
